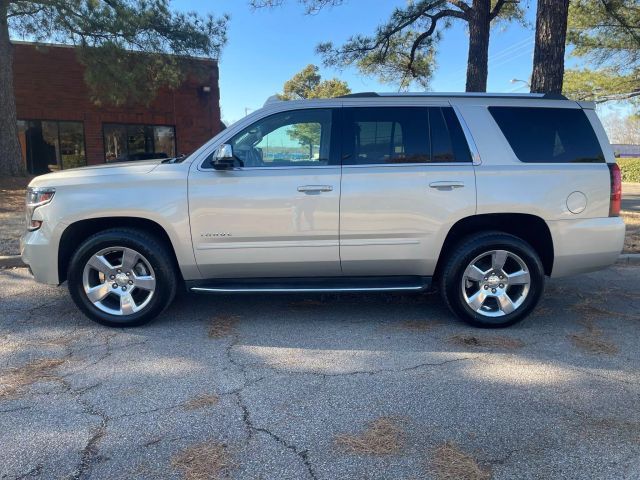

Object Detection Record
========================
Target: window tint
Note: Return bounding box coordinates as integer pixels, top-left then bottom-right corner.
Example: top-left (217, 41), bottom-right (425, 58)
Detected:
top-left (488, 107), bottom-right (604, 163)
top-left (343, 107), bottom-right (472, 165)
top-left (224, 109), bottom-right (333, 168)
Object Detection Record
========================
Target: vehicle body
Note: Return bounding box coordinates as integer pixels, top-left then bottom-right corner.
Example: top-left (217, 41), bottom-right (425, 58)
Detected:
top-left (21, 92), bottom-right (625, 328)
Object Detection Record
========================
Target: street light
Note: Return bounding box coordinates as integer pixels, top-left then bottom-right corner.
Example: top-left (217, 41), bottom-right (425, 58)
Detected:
top-left (510, 78), bottom-right (531, 88)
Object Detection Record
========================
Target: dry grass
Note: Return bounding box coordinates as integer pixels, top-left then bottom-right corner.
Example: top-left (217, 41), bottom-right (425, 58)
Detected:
top-left (568, 299), bottom-right (620, 355)
top-left (430, 442), bottom-right (491, 480)
top-left (334, 417), bottom-right (405, 456)
top-left (183, 393), bottom-right (219, 411)
top-left (0, 176), bottom-right (30, 257)
top-left (449, 334), bottom-right (524, 350)
top-left (207, 314), bottom-right (240, 339)
top-left (0, 358), bottom-right (65, 399)
top-left (172, 442), bottom-right (233, 480)
top-left (622, 211), bottom-right (640, 253)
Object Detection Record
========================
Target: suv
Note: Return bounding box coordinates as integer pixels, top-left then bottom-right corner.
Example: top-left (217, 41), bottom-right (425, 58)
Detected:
top-left (21, 93), bottom-right (625, 328)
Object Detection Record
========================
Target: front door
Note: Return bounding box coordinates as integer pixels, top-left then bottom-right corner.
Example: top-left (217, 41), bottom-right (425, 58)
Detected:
top-left (188, 108), bottom-right (341, 278)
top-left (339, 105), bottom-right (477, 276)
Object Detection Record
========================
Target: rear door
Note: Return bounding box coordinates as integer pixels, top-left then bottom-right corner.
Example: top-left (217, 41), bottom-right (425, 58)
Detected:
top-left (339, 105), bottom-right (476, 276)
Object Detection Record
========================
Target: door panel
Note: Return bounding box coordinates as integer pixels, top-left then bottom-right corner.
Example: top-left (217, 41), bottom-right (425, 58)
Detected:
top-left (340, 164), bottom-right (475, 275)
top-left (189, 167), bottom-right (341, 278)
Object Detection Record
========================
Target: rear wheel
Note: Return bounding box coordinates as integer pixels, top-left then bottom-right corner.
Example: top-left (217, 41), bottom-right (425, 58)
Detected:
top-left (440, 232), bottom-right (545, 328)
top-left (68, 228), bottom-right (177, 327)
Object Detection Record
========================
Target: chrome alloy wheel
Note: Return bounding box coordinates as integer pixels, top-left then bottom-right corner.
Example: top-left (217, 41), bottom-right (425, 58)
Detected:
top-left (82, 247), bottom-right (156, 316)
top-left (461, 249), bottom-right (531, 318)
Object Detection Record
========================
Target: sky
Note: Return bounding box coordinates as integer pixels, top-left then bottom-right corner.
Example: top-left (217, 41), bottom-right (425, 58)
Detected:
top-left (173, 0), bottom-right (546, 125)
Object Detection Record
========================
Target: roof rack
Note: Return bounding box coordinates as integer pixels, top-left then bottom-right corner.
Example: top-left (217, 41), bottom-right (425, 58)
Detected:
top-left (339, 92), bottom-right (568, 100)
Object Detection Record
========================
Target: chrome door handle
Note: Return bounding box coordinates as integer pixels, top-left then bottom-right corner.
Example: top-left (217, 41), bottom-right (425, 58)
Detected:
top-left (429, 181), bottom-right (464, 190)
top-left (297, 185), bottom-right (333, 193)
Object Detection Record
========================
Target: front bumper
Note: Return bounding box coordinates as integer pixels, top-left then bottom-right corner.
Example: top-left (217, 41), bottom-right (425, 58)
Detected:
top-left (21, 227), bottom-right (61, 285)
top-left (548, 216), bottom-right (625, 278)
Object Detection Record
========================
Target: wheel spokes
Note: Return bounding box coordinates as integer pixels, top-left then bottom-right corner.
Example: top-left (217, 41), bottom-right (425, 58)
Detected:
top-left (491, 250), bottom-right (508, 271)
top-left (497, 293), bottom-right (516, 314)
top-left (133, 275), bottom-right (155, 291)
top-left (120, 292), bottom-right (138, 315)
top-left (464, 264), bottom-right (486, 283)
top-left (87, 255), bottom-right (113, 275)
top-left (121, 248), bottom-right (140, 271)
top-left (467, 290), bottom-right (487, 311)
top-left (86, 283), bottom-right (111, 303)
top-left (508, 270), bottom-right (530, 285)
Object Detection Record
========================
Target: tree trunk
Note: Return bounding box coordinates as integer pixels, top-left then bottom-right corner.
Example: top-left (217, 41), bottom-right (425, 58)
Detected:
top-left (530, 0), bottom-right (570, 94)
top-left (465, 0), bottom-right (491, 92)
top-left (0, 1), bottom-right (25, 177)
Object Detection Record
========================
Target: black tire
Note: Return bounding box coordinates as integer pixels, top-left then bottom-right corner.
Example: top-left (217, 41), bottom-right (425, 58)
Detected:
top-left (67, 228), bottom-right (177, 327)
top-left (439, 232), bottom-right (545, 328)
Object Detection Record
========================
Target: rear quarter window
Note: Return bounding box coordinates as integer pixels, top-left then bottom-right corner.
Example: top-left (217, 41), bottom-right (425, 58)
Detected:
top-left (488, 106), bottom-right (605, 163)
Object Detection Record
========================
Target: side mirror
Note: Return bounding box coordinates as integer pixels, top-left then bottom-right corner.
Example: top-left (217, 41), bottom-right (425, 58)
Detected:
top-left (212, 144), bottom-right (236, 170)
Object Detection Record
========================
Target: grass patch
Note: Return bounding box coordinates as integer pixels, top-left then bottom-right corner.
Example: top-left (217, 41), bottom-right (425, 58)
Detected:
top-left (618, 158), bottom-right (640, 183)
top-left (430, 442), bottom-right (491, 480)
top-left (449, 334), bottom-right (524, 350)
top-left (183, 393), bottom-right (219, 411)
top-left (0, 358), bottom-right (65, 399)
top-left (172, 441), bottom-right (233, 480)
top-left (568, 299), bottom-right (620, 355)
top-left (208, 315), bottom-right (240, 339)
top-left (622, 211), bottom-right (640, 253)
top-left (334, 417), bottom-right (405, 456)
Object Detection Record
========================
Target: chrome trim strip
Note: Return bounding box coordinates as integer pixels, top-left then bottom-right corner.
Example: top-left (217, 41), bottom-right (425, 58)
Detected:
top-left (451, 105), bottom-right (482, 166)
top-left (191, 286), bottom-right (425, 293)
top-left (196, 240), bottom-right (339, 250)
top-left (342, 162), bottom-right (473, 169)
top-left (340, 239), bottom-right (420, 246)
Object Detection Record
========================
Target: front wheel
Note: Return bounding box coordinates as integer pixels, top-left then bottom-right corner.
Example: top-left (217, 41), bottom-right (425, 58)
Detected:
top-left (440, 232), bottom-right (545, 328)
top-left (67, 228), bottom-right (177, 327)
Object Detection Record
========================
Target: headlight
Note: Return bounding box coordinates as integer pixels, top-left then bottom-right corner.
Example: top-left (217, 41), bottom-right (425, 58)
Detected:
top-left (25, 187), bottom-right (55, 231)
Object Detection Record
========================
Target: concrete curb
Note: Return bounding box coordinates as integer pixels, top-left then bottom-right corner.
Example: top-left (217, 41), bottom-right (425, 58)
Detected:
top-left (0, 255), bottom-right (25, 269)
top-left (616, 254), bottom-right (640, 266)
top-left (1, 253), bottom-right (639, 270)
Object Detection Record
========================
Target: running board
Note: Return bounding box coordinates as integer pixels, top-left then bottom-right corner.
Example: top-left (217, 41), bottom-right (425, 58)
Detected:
top-left (187, 276), bottom-right (431, 294)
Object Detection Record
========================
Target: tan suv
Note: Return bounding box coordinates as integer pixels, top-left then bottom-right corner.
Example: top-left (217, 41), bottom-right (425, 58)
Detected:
top-left (21, 93), bottom-right (625, 328)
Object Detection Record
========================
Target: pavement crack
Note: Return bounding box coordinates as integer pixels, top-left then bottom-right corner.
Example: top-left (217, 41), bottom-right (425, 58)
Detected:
top-left (15, 463), bottom-right (43, 479)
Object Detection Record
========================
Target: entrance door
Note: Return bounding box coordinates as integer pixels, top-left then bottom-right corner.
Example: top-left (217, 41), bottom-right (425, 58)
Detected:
top-left (189, 108), bottom-right (342, 278)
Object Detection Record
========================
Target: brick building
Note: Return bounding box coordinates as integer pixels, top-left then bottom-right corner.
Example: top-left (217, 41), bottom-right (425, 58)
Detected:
top-left (14, 42), bottom-right (222, 175)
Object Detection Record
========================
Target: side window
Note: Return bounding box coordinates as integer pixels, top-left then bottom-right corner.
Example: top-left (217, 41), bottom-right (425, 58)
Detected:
top-left (429, 107), bottom-right (473, 163)
top-left (488, 106), bottom-right (605, 163)
top-left (343, 107), bottom-right (472, 165)
top-left (343, 107), bottom-right (430, 165)
top-left (226, 109), bottom-right (332, 168)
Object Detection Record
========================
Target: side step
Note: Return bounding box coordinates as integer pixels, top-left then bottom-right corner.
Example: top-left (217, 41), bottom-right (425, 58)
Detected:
top-left (188, 276), bottom-right (431, 294)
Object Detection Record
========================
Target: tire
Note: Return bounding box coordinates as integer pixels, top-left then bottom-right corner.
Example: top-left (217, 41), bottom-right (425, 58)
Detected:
top-left (67, 228), bottom-right (178, 327)
top-left (439, 232), bottom-right (545, 328)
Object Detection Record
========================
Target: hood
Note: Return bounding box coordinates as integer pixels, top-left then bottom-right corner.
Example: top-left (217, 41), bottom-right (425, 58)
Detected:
top-left (29, 159), bottom-right (163, 187)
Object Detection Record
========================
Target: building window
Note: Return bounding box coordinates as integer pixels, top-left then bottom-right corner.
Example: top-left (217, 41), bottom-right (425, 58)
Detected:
top-left (103, 124), bottom-right (176, 162)
top-left (17, 119), bottom-right (86, 175)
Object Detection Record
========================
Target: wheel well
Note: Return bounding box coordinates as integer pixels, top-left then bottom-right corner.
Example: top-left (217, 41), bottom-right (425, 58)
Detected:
top-left (434, 213), bottom-right (554, 280)
top-left (57, 217), bottom-right (180, 283)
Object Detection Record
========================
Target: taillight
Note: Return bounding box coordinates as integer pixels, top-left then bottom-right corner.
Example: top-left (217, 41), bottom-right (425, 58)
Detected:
top-left (608, 163), bottom-right (621, 217)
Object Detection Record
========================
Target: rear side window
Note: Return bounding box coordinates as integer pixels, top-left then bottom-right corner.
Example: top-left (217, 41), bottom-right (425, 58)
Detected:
top-left (488, 107), bottom-right (604, 163)
top-left (342, 107), bottom-right (472, 165)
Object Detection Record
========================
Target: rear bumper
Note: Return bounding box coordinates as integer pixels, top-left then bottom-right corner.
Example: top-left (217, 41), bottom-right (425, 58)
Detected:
top-left (548, 217), bottom-right (625, 278)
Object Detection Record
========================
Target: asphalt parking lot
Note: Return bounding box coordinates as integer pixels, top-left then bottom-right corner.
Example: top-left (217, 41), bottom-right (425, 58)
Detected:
top-left (1, 265), bottom-right (640, 480)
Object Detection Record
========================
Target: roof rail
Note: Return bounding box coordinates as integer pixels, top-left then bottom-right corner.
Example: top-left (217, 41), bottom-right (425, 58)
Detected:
top-left (339, 92), bottom-right (568, 100)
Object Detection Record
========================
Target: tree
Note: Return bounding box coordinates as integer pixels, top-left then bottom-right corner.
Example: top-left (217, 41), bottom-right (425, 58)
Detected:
top-left (252, 0), bottom-right (525, 92)
top-left (279, 64), bottom-right (350, 156)
top-left (530, 0), bottom-right (570, 94)
top-left (601, 112), bottom-right (640, 145)
top-left (564, 0), bottom-right (639, 104)
top-left (1, 1), bottom-right (228, 177)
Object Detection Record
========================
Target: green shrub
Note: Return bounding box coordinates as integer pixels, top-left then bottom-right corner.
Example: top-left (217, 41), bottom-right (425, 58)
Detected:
top-left (618, 158), bottom-right (640, 183)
